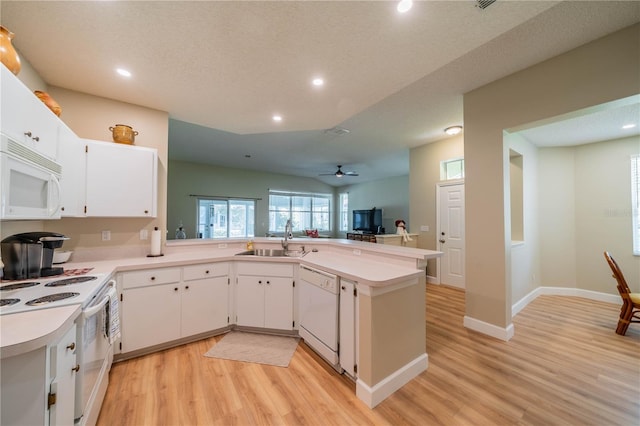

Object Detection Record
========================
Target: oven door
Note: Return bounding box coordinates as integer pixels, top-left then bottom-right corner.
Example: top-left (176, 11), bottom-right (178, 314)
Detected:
top-left (75, 282), bottom-right (115, 424)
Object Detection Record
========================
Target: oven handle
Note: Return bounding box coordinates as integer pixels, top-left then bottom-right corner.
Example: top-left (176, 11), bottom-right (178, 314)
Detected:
top-left (83, 280), bottom-right (116, 318)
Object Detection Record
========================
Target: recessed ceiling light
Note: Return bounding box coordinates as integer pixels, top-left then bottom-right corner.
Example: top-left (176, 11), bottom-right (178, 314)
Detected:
top-left (622, 124), bottom-right (637, 129)
top-left (272, 115), bottom-right (282, 122)
top-left (116, 68), bottom-right (132, 77)
top-left (445, 125), bottom-right (463, 135)
top-left (312, 78), bottom-right (324, 87)
top-left (397, 0), bottom-right (413, 13)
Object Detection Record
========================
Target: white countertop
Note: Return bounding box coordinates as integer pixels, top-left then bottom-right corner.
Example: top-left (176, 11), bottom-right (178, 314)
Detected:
top-left (0, 304), bottom-right (81, 358)
top-left (1, 239), bottom-right (441, 358)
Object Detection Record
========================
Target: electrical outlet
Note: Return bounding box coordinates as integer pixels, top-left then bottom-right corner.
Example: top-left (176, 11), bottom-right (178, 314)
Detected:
top-left (140, 229), bottom-right (149, 240)
top-left (420, 225), bottom-right (429, 232)
top-left (101, 230), bottom-right (111, 241)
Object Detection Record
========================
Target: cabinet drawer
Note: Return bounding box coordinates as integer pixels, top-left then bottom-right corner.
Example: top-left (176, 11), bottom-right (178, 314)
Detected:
top-left (183, 262), bottom-right (229, 281)
top-left (236, 262), bottom-right (294, 277)
top-left (121, 267), bottom-right (181, 289)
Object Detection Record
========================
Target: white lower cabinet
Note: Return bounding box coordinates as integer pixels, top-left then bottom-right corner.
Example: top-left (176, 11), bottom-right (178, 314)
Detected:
top-left (0, 322), bottom-right (77, 426)
top-left (339, 278), bottom-right (357, 377)
top-left (48, 324), bottom-right (78, 426)
top-left (120, 263), bottom-right (229, 353)
top-left (236, 262), bottom-right (294, 330)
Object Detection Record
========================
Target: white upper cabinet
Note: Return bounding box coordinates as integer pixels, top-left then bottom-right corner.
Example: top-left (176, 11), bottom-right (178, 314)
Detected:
top-left (84, 139), bottom-right (157, 217)
top-left (57, 124), bottom-right (85, 217)
top-left (0, 64), bottom-right (59, 160)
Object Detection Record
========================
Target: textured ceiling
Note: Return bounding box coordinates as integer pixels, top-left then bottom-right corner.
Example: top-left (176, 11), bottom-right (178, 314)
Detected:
top-left (2, 1), bottom-right (639, 186)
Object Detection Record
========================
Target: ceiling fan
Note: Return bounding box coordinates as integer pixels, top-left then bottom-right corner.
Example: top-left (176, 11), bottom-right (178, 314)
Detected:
top-left (320, 165), bottom-right (359, 178)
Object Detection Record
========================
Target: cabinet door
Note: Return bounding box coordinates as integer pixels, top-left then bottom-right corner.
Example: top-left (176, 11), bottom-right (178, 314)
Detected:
top-left (0, 65), bottom-right (59, 160)
top-left (84, 140), bottom-right (157, 217)
top-left (339, 279), bottom-right (356, 377)
top-left (57, 125), bottom-right (85, 217)
top-left (264, 277), bottom-right (294, 330)
top-left (236, 276), bottom-right (264, 328)
top-left (121, 283), bottom-right (181, 353)
top-left (49, 323), bottom-right (77, 426)
top-left (181, 276), bottom-right (228, 337)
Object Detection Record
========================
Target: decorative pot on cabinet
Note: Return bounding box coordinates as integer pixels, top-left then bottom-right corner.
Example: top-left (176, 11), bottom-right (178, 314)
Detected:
top-left (109, 124), bottom-right (138, 145)
top-left (0, 25), bottom-right (21, 75)
top-left (34, 91), bottom-right (62, 116)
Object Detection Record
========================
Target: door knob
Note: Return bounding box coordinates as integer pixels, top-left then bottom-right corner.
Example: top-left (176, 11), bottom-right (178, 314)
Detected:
top-left (439, 239), bottom-right (446, 244)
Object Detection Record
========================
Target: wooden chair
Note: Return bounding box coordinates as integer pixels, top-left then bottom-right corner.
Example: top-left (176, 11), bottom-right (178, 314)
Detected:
top-left (603, 251), bottom-right (640, 335)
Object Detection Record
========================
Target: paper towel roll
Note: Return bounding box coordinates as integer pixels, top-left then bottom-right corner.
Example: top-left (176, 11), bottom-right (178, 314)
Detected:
top-left (150, 227), bottom-right (162, 256)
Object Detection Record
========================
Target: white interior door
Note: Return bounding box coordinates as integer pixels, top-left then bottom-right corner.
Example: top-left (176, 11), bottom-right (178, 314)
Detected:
top-left (437, 183), bottom-right (465, 288)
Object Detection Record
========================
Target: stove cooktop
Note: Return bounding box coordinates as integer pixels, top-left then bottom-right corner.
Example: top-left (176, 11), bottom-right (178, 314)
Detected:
top-left (0, 273), bottom-right (108, 315)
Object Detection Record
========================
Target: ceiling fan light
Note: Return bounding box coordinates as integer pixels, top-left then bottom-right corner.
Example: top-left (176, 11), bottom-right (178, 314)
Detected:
top-left (445, 125), bottom-right (463, 135)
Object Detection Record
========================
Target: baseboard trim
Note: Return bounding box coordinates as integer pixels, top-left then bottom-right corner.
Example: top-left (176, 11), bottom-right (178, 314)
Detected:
top-left (512, 287), bottom-right (619, 316)
top-left (463, 316), bottom-right (515, 341)
top-left (355, 353), bottom-right (428, 408)
top-left (426, 275), bottom-right (438, 284)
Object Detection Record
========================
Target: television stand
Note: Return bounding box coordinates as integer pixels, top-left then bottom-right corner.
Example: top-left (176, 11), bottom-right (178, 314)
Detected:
top-left (346, 232), bottom-right (377, 243)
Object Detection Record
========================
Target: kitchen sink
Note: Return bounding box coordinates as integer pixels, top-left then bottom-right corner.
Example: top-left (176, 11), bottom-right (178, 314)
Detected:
top-left (235, 249), bottom-right (305, 257)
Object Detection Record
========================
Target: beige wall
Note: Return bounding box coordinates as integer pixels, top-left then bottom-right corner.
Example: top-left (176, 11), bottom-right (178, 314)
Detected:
top-left (463, 24), bottom-right (640, 329)
top-left (167, 160), bottom-right (336, 240)
top-left (357, 280), bottom-right (426, 386)
top-left (338, 175), bottom-right (410, 238)
top-left (39, 87), bottom-right (169, 251)
top-left (409, 134), bottom-right (464, 276)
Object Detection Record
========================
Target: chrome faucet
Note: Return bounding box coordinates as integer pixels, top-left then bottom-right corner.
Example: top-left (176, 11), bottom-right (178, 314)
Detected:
top-left (281, 219), bottom-right (292, 250)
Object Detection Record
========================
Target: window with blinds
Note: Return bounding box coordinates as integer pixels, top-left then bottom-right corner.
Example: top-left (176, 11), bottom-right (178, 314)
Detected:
top-left (632, 155), bottom-right (640, 255)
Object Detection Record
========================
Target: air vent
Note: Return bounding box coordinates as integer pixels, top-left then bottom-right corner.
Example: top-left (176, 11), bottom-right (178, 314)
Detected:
top-left (476, 0), bottom-right (497, 10)
top-left (323, 126), bottom-right (350, 136)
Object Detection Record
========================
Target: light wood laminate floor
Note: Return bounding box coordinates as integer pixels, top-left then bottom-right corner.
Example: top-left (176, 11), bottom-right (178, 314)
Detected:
top-left (97, 284), bottom-right (640, 425)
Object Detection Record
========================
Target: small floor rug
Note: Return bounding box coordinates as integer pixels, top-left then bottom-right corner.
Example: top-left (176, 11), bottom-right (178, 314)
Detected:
top-left (204, 332), bottom-right (299, 367)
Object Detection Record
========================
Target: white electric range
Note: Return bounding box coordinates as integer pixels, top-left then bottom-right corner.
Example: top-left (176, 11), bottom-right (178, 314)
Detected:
top-left (0, 271), bottom-right (116, 426)
top-left (0, 273), bottom-right (108, 315)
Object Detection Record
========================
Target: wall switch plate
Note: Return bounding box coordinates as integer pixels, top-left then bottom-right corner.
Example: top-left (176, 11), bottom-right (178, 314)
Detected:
top-left (140, 229), bottom-right (148, 240)
top-left (101, 230), bottom-right (111, 241)
top-left (420, 225), bottom-right (430, 232)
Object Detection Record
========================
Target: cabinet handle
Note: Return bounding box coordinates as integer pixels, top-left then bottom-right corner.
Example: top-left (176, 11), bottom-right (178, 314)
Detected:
top-left (32, 136), bottom-right (40, 142)
top-left (266, 281), bottom-right (271, 285)
top-left (205, 270), bottom-right (210, 274)
top-left (150, 276), bottom-right (156, 281)
top-left (341, 286), bottom-right (346, 291)
top-left (66, 342), bottom-right (76, 351)
top-left (24, 131), bottom-right (32, 137)
top-left (174, 287), bottom-right (179, 291)
top-left (258, 280), bottom-right (262, 284)
top-left (72, 365), bottom-right (80, 373)
top-left (144, 210), bottom-right (149, 214)
top-left (185, 285), bottom-right (190, 290)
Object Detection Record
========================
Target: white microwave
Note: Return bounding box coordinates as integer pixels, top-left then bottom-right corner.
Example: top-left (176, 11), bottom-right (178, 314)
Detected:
top-left (0, 133), bottom-right (62, 220)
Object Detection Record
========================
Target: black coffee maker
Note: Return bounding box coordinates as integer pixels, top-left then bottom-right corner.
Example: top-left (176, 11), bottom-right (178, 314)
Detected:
top-left (1, 232), bottom-right (69, 280)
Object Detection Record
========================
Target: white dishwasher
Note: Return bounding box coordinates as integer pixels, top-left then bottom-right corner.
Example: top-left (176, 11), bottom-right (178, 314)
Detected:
top-left (298, 265), bottom-right (340, 368)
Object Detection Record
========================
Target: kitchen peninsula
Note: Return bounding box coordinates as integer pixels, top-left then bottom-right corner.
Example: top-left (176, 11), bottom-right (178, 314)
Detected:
top-left (1, 237), bottom-right (441, 420)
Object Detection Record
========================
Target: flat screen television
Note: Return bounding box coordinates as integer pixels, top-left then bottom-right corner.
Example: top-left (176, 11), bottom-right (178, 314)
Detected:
top-left (353, 208), bottom-right (383, 234)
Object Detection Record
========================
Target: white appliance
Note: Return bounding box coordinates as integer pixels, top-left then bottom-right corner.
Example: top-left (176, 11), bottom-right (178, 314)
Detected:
top-left (0, 133), bottom-right (62, 220)
top-left (298, 265), bottom-right (340, 368)
top-left (0, 273), bottom-right (115, 426)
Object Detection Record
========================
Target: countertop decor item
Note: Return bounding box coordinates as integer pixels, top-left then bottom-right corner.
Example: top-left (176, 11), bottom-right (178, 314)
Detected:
top-left (109, 124), bottom-right (138, 145)
top-left (34, 90), bottom-right (62, 116)
top-left (0, 26), bottom-right (21, 75)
